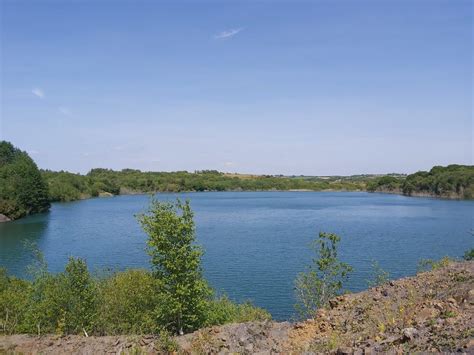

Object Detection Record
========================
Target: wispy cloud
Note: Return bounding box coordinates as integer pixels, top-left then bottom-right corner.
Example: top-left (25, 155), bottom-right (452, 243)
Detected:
top-left (214, 28), bottom-right (244, 40)
top-left (32, 88), bottom-right (45, 99)
top-left (58, 107), bottom-right (72, 116)
top-left (224, 161), bottom-right (235, 167)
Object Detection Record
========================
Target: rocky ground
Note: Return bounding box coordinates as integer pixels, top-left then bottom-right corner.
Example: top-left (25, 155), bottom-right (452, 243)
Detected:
top-left (1, 261), bottom-right (473, 354)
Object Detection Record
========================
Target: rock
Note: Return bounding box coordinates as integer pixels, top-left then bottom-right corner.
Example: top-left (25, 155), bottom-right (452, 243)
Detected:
top-left (468, 289), bottom-right (474, 305)
top-left (139, 337), bottom-right (152, 346)
top-left (447, 297), bottom-right (458, 308)
top-left (0, 214), bottom-right (11, 223)
top-left (401, 327), bottom-right (419, 341)
top-left (380, 335), bottom-right (401, 345)
top-left (337, 346), bottom-right (353, 354)
top-left (464, 338), bottom-right (474, 349)
top-left (294, 323), bottom-right (305, 329)
top-left (329, 299), bottom-right (339, 309)
top-left (238, 337), bottom-right (247, 346)
top-left (244, 343), bottom-right (254, 352)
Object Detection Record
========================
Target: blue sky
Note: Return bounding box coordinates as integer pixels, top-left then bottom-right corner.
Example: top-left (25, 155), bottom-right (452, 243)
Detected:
top-left (1, 0), bottom-right (472, 175)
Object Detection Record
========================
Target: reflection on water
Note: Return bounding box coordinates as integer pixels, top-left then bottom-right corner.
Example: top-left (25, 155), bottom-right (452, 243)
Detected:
top-left (0, 213), bottom-right (49, 275)
top-left (0, 192), bottom-right (472, 320)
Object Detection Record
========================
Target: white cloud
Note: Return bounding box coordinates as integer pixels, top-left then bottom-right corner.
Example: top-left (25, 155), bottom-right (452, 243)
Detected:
top-left (214, 28), bottom-right (244, 40)
top-left (224, 161), bottom-right (235, 167)
top-left (32, 88), bottom-right (45, 99)
top-left (58, 107), bottom-right (72, 116)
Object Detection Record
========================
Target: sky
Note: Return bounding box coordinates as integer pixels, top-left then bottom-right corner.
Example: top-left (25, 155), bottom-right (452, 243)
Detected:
top-left (1, 0), bottom-right (472, 175)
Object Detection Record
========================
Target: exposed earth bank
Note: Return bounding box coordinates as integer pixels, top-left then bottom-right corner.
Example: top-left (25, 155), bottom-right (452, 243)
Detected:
top-left (1, 262), bottom-right (473, 354)
top-left (369, 188), bottom-right (467, 200)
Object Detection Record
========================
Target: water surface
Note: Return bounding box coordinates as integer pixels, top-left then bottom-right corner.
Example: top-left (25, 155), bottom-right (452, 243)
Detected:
top-left (0, 192), bottom-right (472, 320)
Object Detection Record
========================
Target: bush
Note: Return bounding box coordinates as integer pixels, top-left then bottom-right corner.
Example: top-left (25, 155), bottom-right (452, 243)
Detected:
top-left (0, 269), bottom-right (31, 334)
top-left (417, 256), bottom-right (453, 272)
top-left (295, 232), bottom-right (353, 318)
top-left (97, 269), bottom-right (160, 335)
top-left (204, 296), bottom-right (271, 326)
top-left (366, 260), bottom-right (390, 288)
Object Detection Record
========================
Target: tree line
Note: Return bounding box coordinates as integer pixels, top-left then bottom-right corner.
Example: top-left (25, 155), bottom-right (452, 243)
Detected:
top-left (41, 168), bottom-right (366, 203)
top-left (367, 165), bottom-right (474, 199)
top-left (2, 140), bottom-right (472, 221)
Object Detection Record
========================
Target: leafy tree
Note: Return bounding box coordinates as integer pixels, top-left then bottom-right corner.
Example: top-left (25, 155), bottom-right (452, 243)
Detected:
top-left (402, 165), bottom-right (474, 198)
top-left (0, 141), bottom-right (50, 220)
top-left (137, 199), bottom-right (211, 334)
top-left (295, 232), bottom-right (353, 318)
top-left (61, 257), bottom-right (98, 335)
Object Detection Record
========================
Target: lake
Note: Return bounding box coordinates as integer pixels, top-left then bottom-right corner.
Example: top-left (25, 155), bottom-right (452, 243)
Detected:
top-left (0, 191), bottom-right (472, 320)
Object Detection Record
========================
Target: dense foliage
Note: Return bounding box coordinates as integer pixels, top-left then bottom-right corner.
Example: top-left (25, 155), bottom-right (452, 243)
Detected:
top-left (0, 199), bottom-right (269, 336)
top-left (0, 263), bottom-right (269, 336)
top-left (366, 176), bottom-right (402, 192)
top-left (367, 165), bottom-right (474, 199)
top-left (0, 141), bottom-right (50, 220)
top-left (402, 165), bottom-right (474, 198)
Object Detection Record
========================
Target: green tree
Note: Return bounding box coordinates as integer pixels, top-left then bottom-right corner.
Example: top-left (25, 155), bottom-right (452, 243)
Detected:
top-left (137, 198), bottom-right (211, 334)
top-left (0, 141), bottom-right (50, 220)
top-left (61, 257), bottom-right (98, 335)
top-left (295, 232), bottom-right (353, 318)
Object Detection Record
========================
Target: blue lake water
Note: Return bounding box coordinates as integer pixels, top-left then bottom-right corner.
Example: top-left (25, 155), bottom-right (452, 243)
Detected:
top-left (0, 192), bottom-right (472, 320)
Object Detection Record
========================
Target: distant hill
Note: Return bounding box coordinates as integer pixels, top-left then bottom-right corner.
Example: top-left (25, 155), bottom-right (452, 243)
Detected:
top-left (0, 141), bottom-right (50, 221)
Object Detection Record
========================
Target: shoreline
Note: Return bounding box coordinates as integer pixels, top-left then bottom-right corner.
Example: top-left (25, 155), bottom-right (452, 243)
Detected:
top-left (2, 188), bottom-right (471, 223)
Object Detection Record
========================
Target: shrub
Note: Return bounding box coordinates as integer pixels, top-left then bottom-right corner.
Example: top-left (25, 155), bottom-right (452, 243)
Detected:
top-left (97, 269), bottom-right (160, 335)
top-left (464, 249), bottom-right (474, 261)
top-left (0, 269), bottom-right (31, 334)
top-left (367, 260), bottom-right (390, 288)
top-left (23, 257), bottom-right (98, 336)
top-left (417, 256), bottom-right (453, 272)
top-left (204, 295), bottom-right (271, 326)
top-left (295, 232), bottom-right (353, 318)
